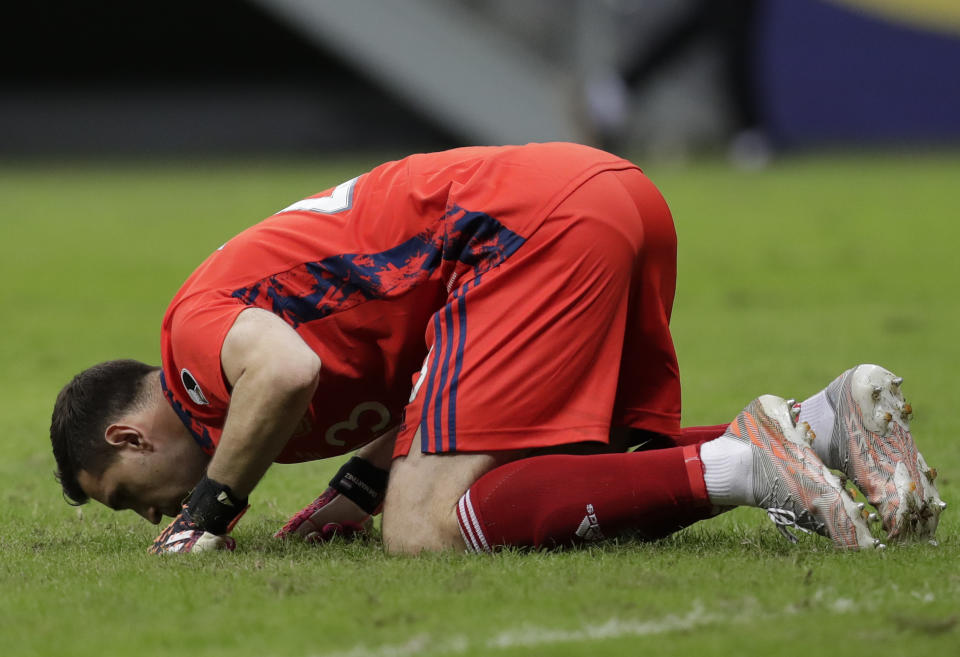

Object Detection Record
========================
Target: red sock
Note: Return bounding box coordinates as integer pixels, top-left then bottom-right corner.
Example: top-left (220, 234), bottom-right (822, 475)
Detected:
top-left (456, 445), bottom-right (713, 551)
top-left (678, 424), bottom-right (729, 446)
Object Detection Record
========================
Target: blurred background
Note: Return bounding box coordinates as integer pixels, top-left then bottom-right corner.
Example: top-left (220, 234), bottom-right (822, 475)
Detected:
top-left (4, 0), bottom-right (960, 162)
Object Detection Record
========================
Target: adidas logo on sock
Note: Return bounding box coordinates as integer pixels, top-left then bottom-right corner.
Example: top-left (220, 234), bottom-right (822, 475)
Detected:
top-left (575, 503), bottom-right (604, 541)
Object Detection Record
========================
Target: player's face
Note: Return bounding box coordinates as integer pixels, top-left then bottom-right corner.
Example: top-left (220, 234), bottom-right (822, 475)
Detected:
top-left (78, 437), bottom-right (208, 524)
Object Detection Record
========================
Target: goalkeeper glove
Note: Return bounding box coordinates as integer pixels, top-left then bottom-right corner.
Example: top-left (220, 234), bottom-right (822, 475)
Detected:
top-left (275, 456), bottom-right (387, 542)
top-left (149, 507), bottom-right (237, 554)
top-left (149, 476), bottom-right (248, 554)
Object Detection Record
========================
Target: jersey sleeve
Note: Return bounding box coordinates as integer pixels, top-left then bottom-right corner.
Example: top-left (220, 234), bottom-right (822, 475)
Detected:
top-left (160, 293), bottom-right (248, 453)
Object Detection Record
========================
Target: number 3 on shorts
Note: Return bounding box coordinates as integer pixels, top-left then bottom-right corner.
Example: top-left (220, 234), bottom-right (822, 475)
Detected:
top-left (276, 176), bottom-right (358, 215)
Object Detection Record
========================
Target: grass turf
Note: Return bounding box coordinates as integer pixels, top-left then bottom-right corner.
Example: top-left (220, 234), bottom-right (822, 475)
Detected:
top-left (1, 151), bottom-right (957, 656)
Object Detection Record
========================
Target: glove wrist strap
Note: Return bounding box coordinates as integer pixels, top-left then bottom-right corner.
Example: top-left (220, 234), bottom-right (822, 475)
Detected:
top-left (186, 475), bottom-right (249, 535)
top-left (329, 457), bottom-right (389, 514)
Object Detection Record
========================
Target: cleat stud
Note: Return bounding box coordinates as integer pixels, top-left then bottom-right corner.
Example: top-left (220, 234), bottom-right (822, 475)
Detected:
top-left (872, 386), bottom-right (882, 402)
top-left (787, 400), bottom-right (800, 425)
top-left (937, 501), bottom-right (948, 511)
top-left (868, 512), bottom-right (879, 523)
top-left (856, 502), bottom-right (865, 511)
top-left (892, 376), bottom-right (903, 386)
top-left (901, 403), bottom-right (913, 421)
top-left (929, 539), bottom-right (939, 547)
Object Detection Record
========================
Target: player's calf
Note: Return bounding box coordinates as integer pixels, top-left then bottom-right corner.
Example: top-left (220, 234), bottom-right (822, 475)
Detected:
top-left (454, 447), bottom-right (716, 552)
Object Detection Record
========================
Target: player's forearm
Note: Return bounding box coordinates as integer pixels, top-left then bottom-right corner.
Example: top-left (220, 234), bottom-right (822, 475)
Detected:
top-left (151, 359), bottom-right (319, 552)
top-left (354, 427), bottom-right (398, 471)
top-left (206, 362), bottom-right (320, 499)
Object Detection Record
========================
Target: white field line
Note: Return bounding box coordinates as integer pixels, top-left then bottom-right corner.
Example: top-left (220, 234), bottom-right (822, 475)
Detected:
top-left (309, 586), bottom-right (931, 657)
top-left (312, 603), bottom-right (722, 657)
top-left (307, 585), bottom-right (926, 657)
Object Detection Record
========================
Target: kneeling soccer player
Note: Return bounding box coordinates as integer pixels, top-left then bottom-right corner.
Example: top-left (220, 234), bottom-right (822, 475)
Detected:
top-left (49, 143), bottom-right (945, 554)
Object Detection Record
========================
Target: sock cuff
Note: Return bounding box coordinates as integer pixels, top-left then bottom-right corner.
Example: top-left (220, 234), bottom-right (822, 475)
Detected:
top-left (456, 488), bottom-right (491, 554)
top-left (678, 424), bottom-right (731, 447)
top-left (681, 444), bottom-right (711, 507)
top-left (699, 435), bottom-right (755, 507)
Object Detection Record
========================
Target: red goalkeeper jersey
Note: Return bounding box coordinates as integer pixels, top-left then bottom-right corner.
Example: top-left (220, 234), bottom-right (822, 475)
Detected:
top-left (159, 143), bottom-right (645, 462)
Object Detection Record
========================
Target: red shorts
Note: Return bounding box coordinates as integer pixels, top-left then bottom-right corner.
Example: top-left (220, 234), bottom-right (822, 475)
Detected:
top-left (394, 167), bottom-right (681, 457)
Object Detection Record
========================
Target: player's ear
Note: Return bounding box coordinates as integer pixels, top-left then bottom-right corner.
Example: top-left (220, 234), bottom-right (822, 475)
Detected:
top-left (104, 423), bottom-right (152, 451)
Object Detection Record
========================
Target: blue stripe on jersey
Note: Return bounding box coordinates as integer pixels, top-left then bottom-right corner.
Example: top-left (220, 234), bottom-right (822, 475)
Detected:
top-left (447, 209), bottom-right (527, 270)
top-left (231, 206), bottom-right (525, 328)
top-left (418, 274), bottom-right (481, 454)
top-left (420, 313), bottom-right (444, 453)
top-left (159, 370), bottom-right (216, 454)
top-left (446, 276), bottom-right (475, 452)
top-left (433, 300), bottom-right (457, 452)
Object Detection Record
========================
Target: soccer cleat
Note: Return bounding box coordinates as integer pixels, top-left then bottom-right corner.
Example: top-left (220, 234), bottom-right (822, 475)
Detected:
top-left (725, 395), bottom-right (881, 550)
top-left (804, 365), bottom-right (945, 541)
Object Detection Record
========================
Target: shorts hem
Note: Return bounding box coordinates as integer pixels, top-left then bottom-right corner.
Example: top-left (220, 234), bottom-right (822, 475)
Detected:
top-left (393, 424), bottom-right (612, 458)
top-left (392, 409), bottom-right (681, 458)
top-left (618, 408), bottom-right (682, 440)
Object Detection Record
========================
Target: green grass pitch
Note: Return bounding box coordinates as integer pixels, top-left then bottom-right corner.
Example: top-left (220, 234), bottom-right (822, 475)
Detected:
top-left (1, 151), bottom-right (957, 656)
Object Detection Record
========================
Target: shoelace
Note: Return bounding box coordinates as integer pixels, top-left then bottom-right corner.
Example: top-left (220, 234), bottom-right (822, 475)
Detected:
top-left (766, 507), bottom-right (813, 544)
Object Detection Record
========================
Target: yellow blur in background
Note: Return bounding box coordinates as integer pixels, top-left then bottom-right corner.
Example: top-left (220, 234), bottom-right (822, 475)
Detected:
top-left (833, 0), bottom-right (960, 35)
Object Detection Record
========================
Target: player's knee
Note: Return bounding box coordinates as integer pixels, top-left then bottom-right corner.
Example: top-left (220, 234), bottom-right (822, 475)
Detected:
top-left (380, 476), bottom-right (466, 554)
top-left (381, 442), bottom-right (502, 554)
top-left (380, 524), bottom-right (436, 555)
top-left (381, 505), bottom-right (461, 555)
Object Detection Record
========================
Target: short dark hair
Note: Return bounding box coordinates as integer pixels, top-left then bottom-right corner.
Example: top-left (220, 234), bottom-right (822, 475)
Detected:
top-left (50, 359), bottom-right (160, 505)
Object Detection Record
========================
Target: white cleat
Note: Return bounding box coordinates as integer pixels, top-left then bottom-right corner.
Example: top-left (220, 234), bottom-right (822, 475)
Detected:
top-left (801, 364), bottom-right (945, 541)
top-left (725, 395), bottom-right (882, 550)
